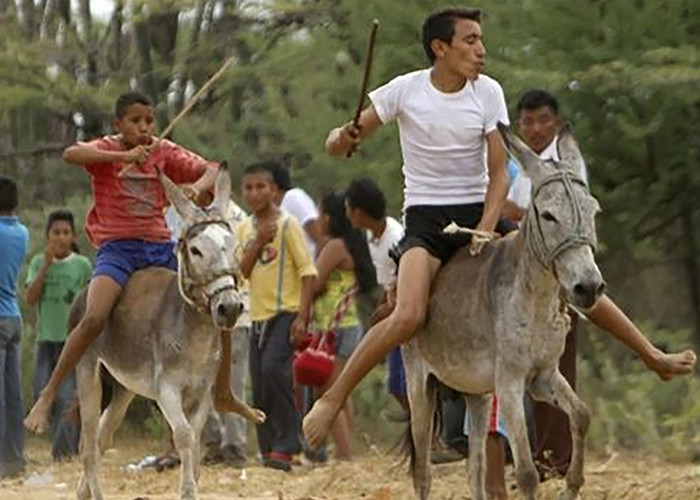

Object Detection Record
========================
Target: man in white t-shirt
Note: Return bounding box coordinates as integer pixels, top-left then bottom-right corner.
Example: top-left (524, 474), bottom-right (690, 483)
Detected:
top-left (344, 177), bottom-right (407, 405)
top-left (304, 7), bottom-right (518, 447)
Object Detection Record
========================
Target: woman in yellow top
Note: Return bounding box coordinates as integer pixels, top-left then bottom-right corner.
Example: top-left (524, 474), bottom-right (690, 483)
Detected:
top-left (310, 192), bottom-right (377, 460)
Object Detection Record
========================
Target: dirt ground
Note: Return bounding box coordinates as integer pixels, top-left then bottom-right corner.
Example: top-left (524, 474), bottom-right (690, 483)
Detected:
top-left (2, 437), bottom-right (700, 500)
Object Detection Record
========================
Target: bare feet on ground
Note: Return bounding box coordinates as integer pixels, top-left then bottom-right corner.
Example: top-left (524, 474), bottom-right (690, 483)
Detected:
top-left (24, 393), bottom-right (52, 434)
top-left (303, 397), bottom-right (339, 450)
top-left (646, 349), bottom-right (697, 381)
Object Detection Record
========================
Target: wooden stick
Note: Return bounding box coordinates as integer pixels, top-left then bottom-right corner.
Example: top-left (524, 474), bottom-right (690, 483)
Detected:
top-left (347, 19), bottom-right (379, 158)
top-left (120, 55), bottom-right (237, 177)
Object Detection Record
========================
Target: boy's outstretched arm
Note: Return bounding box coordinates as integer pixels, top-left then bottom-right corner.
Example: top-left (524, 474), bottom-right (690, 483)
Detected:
top-left (62, 142), bottom-right (150, 166)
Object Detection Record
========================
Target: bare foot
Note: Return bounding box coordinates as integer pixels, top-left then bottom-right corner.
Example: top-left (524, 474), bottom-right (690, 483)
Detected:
top-left (24, 393), bottom-right (52, 434)
top-left (646, 349), bottom-right (697, 381)
top-left (244, 407), bottom-right (266, 425)
top-left (303, 396), bottom-right (341, 450)
top-left (214, 392), bottom-right (266, 424)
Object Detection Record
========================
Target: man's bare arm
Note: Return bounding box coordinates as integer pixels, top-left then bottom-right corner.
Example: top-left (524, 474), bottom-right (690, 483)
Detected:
top-left (325, 105), bottom-right (383, 157)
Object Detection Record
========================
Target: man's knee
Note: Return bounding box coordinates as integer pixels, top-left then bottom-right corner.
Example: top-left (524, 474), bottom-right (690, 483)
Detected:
top-left (391, 306), bottom-right (427, 343)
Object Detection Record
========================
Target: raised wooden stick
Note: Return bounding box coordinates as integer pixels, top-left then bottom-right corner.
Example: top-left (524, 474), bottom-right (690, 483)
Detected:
top-left (120, 55), bottom-right (237, 177)
top-left (347, 19), bottom-right (379, 158)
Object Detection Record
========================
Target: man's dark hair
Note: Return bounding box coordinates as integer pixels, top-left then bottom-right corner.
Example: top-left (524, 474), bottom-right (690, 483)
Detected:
top-left (345, 177), bottom-right (387, 220)
top-left (267, 162), bottom-right (293, 192)
top-left (516, 90), bottom-right (559, 118)
top-left (0, 177), bottom-right (18, 213)
top-left (422, 7), bottom-right (482, 63)
top-left (115, 92), bottom-right (153, 119)
top-left (242, 162), bottom-right (275, 180)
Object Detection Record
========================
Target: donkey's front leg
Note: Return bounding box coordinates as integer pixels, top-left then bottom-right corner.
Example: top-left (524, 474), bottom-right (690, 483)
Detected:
top-left (189, 392), bottom-right (214, 482)
top-left (530, 369), bottom-right (590, 500)
top-left (497, 377), bottom-right (539, 500)
top-left (76, 359), bottom-right (103, 500)
top-left (157, 385), bottom-right (198, 500)
top-left (464, 393), bottom-right (492, 500)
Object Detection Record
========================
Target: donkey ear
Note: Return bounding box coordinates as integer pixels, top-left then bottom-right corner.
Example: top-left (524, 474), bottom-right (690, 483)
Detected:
top-left (497, 122), bottom-right (548, 184)
top-left (159, 170), bottom-right (198, 220)
top-left (556, 123), bottom-right (585, 174)
top-left (210, 163), bottom-right (231, 214)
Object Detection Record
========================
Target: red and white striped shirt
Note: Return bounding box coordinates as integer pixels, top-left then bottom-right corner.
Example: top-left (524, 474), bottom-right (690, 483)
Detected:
top-left (82, 136), bottom-right (212, 247)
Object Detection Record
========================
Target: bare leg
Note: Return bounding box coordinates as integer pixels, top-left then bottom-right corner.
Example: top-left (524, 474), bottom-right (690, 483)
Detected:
top-left (322, 359), bottom-right (353, 460)
top-left (26, 276), bottom-right (122, 434)
top-left (585, 295), bottom-right (696, 380)
top-left (303, 248), bottom-right (441, 449)
top-left (213, 329), bottom-right (266, 422)
top-left (486, 433), bottom-right (508, 500)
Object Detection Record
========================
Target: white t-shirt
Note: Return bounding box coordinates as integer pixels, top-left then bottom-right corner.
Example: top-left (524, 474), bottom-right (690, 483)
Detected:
top-left (281, 187), bottom-right (318, 255)
top-left (369, 69), bottom-right (510, 209)
top-left (507, 136), bottom-right (589, 210)
top-left (368, 216), bottom-right (404, 290)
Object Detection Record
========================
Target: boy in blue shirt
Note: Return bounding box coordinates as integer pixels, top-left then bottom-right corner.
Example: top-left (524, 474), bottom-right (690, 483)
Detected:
top-left (0, 176), bottom-right (29, 478)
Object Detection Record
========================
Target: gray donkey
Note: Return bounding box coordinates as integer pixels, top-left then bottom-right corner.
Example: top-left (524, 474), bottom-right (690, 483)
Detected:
top-left (402, 123), bottom-right (605, 500)
top-left (72, 170), bottom-right (264, 500)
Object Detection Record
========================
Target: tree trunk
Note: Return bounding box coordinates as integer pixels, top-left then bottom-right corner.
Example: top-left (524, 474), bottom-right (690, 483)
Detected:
top-left (173, 0), bottom-right (207, 112)
top-left (21, 0), bottom-right (35, 39)
top-left (109, 0), bottom-right (126, 71)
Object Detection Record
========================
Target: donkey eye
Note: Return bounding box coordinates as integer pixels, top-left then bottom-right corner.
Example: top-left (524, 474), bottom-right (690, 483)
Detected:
top-left (541, 211), bottom-right (558, 223)
top-left (190, 246), bottom-right (203, 257)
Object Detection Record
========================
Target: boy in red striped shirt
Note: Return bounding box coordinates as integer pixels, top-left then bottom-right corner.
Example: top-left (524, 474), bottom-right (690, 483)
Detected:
top-left (25, 92), bottom-right (238, 433)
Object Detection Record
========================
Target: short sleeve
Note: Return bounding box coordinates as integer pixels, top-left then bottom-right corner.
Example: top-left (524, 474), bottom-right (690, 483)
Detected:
top-left (281, 189), bottom-right (318, 226)
top-left (26, 254), bottom-right (42, 285)
top-left (483, 80), bottom-right (509, 134)
top-left (284, 217), bottom-right (316, 278)
top-left (368, 74), bottom-right (409, 124)
top-left (159, 140), bottom-right (211, 184)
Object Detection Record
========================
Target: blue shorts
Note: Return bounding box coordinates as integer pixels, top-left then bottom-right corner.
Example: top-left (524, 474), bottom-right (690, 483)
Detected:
top-left (93, 240), bottom-right (177, 288)
top-left (387, 347), bottom-right (406, 398)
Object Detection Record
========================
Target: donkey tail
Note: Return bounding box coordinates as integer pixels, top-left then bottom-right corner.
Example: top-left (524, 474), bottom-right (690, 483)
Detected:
top-left (397, 373), bottom-right (442, 476)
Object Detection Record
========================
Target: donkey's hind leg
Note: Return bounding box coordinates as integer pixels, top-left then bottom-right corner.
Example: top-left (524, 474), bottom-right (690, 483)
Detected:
top-left (97, 382), bottom-right (135, 455)
top-left (402, 345), bottom-right (437, 500)
top-left (157, 384), bottom-right (198, 500)
top-left (75, 356), bottom-right (103, 500)
top-left (464, 393), bottom-right (492, 500)
top-left (497, 376), bottom-right (538, 500)
top-left (530, 369), bottom-right (590, 500)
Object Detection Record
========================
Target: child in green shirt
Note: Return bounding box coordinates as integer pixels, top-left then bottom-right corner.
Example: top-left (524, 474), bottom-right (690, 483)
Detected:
top-left (25, 210), bottom-right (92, 460)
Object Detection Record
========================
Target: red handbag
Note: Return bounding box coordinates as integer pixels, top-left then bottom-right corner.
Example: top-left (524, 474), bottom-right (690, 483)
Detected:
top-left (293, 287), bottom-right (357, 387)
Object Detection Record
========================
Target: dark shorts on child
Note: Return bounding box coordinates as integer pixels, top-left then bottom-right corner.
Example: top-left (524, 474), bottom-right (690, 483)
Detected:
top-left (93, 240), bottom-right (177, 288)
top-left (391, 203), bottom-right (518, 265)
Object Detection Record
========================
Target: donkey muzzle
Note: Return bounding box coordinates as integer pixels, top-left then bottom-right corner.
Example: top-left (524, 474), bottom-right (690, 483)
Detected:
top-left (571, 279), bottom-right (606, 309)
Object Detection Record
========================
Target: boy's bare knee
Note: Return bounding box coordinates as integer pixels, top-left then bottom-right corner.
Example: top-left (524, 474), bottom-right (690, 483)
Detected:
top-left (79, 313), bottom-right (107, 338)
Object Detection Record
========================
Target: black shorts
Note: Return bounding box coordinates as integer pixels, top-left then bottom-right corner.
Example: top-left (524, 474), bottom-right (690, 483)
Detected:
top-left (390, 203), bottom-right (517, 265)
